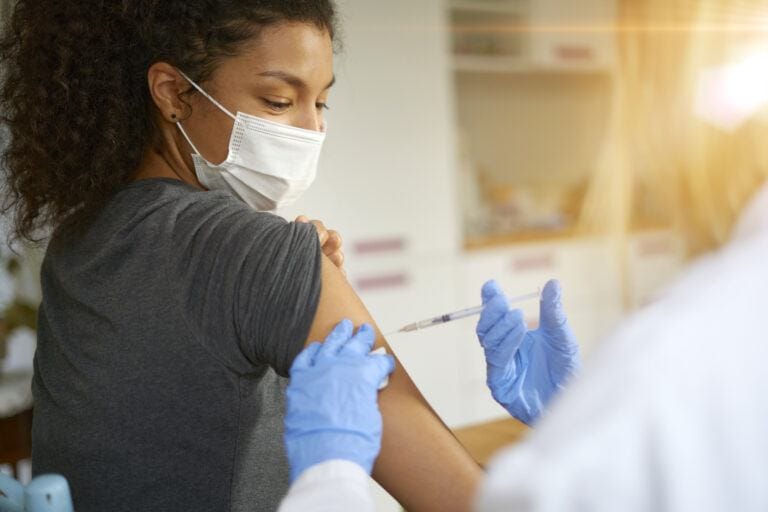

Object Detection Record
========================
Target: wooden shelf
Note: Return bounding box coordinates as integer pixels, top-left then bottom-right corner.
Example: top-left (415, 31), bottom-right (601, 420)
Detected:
top-left (449, 0), bottom-right (526, 15)
top-left (464, 223), bottom-right (673, 251)
top-left (453, 54), bottom-right (532, 73)
top-left (453, 54), bottom-right (612, 74)
top-left (465, 227), bottom-right (580, 250)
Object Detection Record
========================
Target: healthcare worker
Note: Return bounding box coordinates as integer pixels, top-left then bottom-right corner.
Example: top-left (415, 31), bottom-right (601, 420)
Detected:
top-left (277, 0), bottom-right (768, 510)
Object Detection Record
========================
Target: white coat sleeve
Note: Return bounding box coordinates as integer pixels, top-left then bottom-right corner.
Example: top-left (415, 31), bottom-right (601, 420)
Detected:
top-left (278, 460), bottom-right (376, 512)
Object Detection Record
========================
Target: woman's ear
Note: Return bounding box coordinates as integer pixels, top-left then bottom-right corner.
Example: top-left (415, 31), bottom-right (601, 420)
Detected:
top-left (147, 62), bottom-right (191, 123)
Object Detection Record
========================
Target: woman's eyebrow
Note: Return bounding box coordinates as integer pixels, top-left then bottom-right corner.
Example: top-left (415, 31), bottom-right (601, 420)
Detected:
top-left (257, 70), bottom-right (336, 90)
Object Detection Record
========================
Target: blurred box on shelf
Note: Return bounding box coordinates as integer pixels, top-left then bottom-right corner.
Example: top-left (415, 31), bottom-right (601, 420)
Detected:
top-left (449, 0), bottom-right (616, 74)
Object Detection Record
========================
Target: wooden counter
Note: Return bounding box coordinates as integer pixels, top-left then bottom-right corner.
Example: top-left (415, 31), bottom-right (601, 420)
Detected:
top-left (453, 417), bottom-right (530, 468)
top-left (465, 228), bottom-right (578, 251)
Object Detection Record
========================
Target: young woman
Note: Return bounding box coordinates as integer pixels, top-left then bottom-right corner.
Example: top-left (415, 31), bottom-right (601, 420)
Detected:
top-left (0, 2), bottom-right (484, 511)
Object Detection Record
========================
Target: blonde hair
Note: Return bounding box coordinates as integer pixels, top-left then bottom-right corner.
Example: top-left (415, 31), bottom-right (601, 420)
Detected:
top-left (581, 0), bottom-right (768, 256)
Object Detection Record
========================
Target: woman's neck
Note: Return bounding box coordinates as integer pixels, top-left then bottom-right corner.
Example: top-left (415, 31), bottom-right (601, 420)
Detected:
top-left (133, 144), bottom-right (204, 190)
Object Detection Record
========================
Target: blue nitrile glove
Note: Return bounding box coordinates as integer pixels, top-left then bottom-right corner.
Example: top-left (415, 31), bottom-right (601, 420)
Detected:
top-left (476, 279), bottom-right (580, 425)
top-left (0, 472), bottom-right (23, 512)
top-left (284, 320), bottom-right (396, 483)
top-left (0, 473), bottom-right (73, 512)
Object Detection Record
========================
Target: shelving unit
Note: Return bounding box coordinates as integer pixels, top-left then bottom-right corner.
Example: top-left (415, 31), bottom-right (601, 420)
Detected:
top-left (448, 0), bottom-right (616, 74)
top-left (450, 0), bottom-right (529, 74)
top-left (450, 0), bottom-right (617, 247)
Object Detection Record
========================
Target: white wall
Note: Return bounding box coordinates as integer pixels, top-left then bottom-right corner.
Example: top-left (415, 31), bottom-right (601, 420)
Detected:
top-left (279, 0), bottom-right (460, 259)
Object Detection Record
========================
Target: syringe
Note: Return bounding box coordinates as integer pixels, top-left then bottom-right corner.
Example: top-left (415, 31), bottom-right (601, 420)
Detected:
top-left (388, 290), bottom-right (540, 335)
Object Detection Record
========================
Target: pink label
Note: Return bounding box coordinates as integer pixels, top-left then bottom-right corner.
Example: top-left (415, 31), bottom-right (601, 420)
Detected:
top-left (511, 253), bottom-right (555, 272)
top-left (556, 45), bottom-right (594, 61)
top-left (638, 238), bottom-right (673, 257)
top-left (355, 273), bottom-right (409, 292)
top-left (353, 237), bottom-right (406, 256)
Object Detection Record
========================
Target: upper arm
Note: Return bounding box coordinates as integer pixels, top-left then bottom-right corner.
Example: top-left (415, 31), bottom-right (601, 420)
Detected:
top-left (173, 200), bottom-right (322, 376)
top-left (303, 256), bottom-right (482, 512)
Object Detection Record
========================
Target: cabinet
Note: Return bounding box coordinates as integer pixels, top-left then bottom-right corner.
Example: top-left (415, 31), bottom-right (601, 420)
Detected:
top-left (451, 0), bottom-right (617, 247)
top-left (626, 230), bottom-right (686, 308)
top-left (450, 0), bottom-right (616, 73)
top-left (347, 255), bottom-right (469, 426)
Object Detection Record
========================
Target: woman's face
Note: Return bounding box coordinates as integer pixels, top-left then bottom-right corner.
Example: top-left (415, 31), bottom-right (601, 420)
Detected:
top-left (178, 22), bottom-right (334, 166)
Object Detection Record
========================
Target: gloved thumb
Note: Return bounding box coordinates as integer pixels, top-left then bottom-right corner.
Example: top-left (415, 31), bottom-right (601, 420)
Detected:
top-left (481, 279), bottom-right (504, 305)
top-left (371, 354), bottom-right (396, 387)
top-left (539, 280), bottom-right (567, 333)
top-left (290, 342), bottom-right (322, 373)
top-left (476, 293), bottom-right (510, 338)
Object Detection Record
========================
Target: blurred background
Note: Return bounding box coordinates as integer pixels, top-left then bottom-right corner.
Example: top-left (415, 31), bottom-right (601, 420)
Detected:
top-left (276, 1), bottom-right (685, 507)
top-left (5, 0), bottom-right (766, 509)
top-left (281, 0), bottom-right (685, 431)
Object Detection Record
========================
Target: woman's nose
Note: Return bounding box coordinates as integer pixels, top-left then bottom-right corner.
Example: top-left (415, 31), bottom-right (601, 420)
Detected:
top-left (294, 107), bottom-right (323, 132)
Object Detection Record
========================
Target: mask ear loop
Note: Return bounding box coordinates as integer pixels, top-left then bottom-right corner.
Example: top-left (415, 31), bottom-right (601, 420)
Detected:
top-left (176, 120), bottom-right (205, 158)
top-left (177, 70), bottom-right (237, 121)
top-left (174, 69), bottom-right (238, 160)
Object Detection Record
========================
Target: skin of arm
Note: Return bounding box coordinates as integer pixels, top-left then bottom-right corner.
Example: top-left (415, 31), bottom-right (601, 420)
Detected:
top-left (305, 255), bottom-right (482, 512)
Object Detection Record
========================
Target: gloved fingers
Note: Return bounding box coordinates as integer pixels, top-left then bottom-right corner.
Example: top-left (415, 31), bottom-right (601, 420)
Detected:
top-left (481, 279), bottom-right (504, 305)
top-left (341, 323), bottom-right (377, 356)
top-left (476, 293), bottom-right (511, 338)
top-left (539, 280), bottom-right (568, 333)
top-left (316, 319), bottom-right (354, 360)
top-left (291, 342), bottom-right (323, 373)
top-left (482, 309), bottom-right (527, 351)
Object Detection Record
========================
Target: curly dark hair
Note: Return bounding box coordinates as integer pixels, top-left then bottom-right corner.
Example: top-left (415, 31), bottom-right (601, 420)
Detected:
top-left (0, 0), bottom-right (338, 242)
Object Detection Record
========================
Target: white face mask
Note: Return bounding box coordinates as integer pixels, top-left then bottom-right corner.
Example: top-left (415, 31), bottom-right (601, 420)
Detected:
top-left (175, 71), bottom-right (326, 211)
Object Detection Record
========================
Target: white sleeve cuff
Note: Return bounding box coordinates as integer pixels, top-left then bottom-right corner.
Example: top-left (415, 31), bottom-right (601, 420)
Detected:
top-left (278, 460), bottom-right (376, 512)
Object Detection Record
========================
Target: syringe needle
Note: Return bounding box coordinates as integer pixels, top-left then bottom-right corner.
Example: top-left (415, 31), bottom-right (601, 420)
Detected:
top-left (387, 289), bottom-right (540, 335)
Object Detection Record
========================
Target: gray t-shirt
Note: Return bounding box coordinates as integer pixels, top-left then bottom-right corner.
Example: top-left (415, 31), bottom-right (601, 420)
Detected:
top-left (31, 178), bottom-right (322, 512)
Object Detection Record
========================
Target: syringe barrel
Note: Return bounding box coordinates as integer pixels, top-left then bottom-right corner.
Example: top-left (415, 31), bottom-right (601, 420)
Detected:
top-left (416, 318), bottom-right (442, 330)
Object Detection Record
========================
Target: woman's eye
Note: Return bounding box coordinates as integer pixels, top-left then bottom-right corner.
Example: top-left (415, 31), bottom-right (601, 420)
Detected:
top-left (264, 100), bottom-right (291, 112)
top-left (316, 102), bottom-right (330, 111)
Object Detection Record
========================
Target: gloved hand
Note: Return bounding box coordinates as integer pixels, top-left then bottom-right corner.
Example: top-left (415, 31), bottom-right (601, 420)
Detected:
top-left (0, 473), bottom-right (74, 512)
top-left (476, 279), bottom-right (580, 425)
top-left (284, 320), bottom-right (395, 483)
